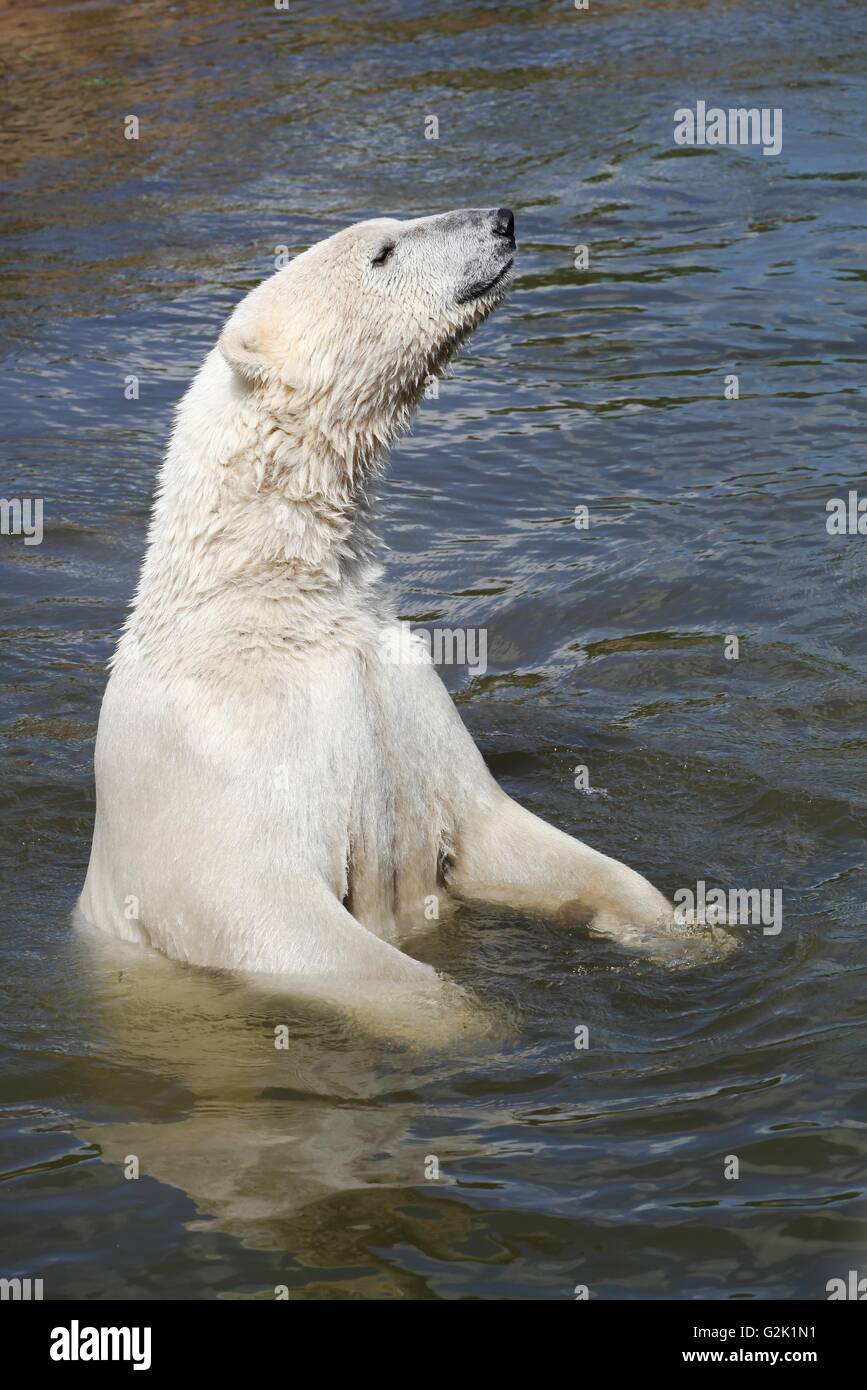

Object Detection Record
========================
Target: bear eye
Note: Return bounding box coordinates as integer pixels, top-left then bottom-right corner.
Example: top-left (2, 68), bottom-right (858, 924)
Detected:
top-left (371, 242), bottom-right (395, 267)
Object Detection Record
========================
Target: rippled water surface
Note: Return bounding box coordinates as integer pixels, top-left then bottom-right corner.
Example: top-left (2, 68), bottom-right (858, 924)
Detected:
top-left (2, 0), bottom-right (867, 1299)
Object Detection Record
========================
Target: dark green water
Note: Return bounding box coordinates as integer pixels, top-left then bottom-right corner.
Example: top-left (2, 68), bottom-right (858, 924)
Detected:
top-left (1, 0), bottom-right (866, 1299)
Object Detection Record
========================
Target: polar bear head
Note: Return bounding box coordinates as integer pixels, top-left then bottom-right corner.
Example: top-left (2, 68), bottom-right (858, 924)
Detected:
top-left (218, 207), bottom-right (516, 440)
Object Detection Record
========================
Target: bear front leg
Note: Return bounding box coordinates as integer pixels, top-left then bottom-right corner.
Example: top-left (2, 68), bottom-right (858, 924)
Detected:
top-left (448, 787), bottom-right (673, 941)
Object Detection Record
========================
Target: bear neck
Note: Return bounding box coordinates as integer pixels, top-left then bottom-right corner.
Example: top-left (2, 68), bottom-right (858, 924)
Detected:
top-left (119, 349), bottom-right (406, 669)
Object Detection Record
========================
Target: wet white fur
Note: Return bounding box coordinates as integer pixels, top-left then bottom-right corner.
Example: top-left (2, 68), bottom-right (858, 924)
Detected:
top-left (78, 210), bottom-right (674, 995)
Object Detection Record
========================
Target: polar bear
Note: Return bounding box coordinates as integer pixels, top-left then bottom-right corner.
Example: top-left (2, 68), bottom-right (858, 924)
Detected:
top-left (78, 207), bottom-right (681, 999)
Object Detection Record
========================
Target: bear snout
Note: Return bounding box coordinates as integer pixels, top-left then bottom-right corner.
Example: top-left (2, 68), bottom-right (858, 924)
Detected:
top-left (491, 207), bottom-right (515, 244)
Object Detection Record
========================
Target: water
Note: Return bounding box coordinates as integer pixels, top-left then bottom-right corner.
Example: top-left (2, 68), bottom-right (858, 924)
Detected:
top-left (2, 0), bottom-right (867, 1300)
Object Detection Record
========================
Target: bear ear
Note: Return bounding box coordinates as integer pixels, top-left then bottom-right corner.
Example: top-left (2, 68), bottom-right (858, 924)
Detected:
top-left (218, 320), bottom-right (270, 381)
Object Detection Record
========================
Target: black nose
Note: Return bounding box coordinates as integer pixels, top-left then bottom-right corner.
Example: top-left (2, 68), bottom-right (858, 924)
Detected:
top-left (492, 206), bottom-right (515, 240)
